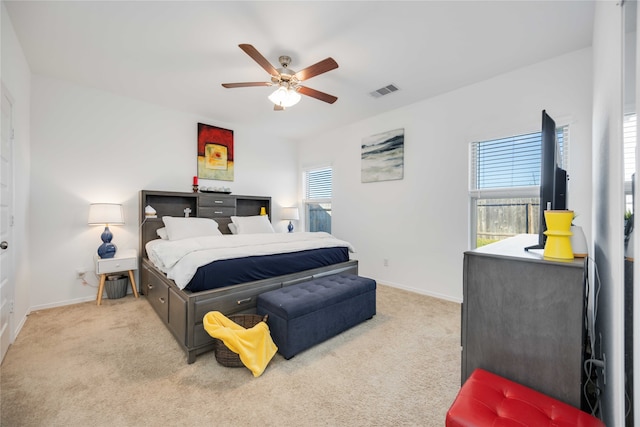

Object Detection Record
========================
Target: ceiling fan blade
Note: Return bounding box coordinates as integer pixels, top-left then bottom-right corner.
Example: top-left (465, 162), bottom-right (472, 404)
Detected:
top-left (222, 82), bottom-right (271, 88)
top-left (297, 86), bottom-right (338, 104)
top-left (294, 58), bottom-right (338, 81)
top-left (238, 44), bottom-right (279, 76)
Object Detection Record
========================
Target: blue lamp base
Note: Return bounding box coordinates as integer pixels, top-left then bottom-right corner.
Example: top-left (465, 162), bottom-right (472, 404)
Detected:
top-left (287, 221), bottom-right (294, 233)
top-left (97, 226), bottom-right (117, 258)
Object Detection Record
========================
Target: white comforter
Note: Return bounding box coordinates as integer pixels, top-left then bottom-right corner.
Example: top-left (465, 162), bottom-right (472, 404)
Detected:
top-left (146, 232), bottom-right (355, 289)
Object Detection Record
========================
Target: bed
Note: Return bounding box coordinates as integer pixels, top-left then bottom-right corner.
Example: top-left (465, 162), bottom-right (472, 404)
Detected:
top-left (139, 190), bottom-right (358, 363)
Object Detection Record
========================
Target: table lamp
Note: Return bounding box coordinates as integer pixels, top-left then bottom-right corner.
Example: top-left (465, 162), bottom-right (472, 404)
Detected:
top-left (282, 207), bottom-right (300, 233)
top-left (88, 203), bottom-right (124, 258)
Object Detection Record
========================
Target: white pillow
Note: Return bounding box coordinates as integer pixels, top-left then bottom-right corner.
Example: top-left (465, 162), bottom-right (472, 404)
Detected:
top-left (230, 215), bottom-right (275, 234)
top-left (156, 227), bottom-right (169, 240)
top-left (161, 216), bottom-right (222, 240)
top-left (228, 223), bottom-right (238, 234)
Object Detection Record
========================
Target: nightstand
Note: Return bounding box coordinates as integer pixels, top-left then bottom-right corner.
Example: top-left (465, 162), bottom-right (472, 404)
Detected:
top-left (95, 248), bottom-right (139, 305)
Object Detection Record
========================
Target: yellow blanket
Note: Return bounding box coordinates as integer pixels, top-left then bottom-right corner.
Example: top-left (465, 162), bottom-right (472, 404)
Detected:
top-left (203, 311), bottom-right (277, 377)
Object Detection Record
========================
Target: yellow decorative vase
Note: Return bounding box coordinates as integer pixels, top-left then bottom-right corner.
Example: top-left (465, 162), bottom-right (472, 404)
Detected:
top-left (543, 210), bottom-right (574, 261)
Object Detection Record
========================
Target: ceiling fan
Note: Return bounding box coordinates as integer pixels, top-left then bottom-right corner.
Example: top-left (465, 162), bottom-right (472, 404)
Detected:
top-left (222, 44), bottom-right (339, 110)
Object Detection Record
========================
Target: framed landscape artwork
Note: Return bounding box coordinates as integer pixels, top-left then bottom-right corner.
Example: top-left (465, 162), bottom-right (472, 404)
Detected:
top-left (197, 123), bottom-right (234, 181)
top-left (361, 128), bottom-right (404, 183)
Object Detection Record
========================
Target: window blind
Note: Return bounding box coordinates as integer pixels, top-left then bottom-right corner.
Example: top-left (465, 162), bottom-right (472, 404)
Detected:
top-left (624, 113), bottom-right (636, 183)
top-left (304, 167), bottom-right (332, 200)
top-left (470, 126), bottom-right (568, 191)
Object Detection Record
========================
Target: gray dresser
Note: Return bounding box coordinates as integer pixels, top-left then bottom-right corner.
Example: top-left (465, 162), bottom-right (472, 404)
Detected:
top-left (462, 234), bottom-right (588, 409)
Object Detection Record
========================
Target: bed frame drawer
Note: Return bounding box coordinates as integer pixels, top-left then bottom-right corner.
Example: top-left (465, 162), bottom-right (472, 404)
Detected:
top-left (168, 287), bottom-right (187, 341)
top-left (193, 281), bottom-right (282, 320)
top-left (143, 265), bottom-right (169, 323)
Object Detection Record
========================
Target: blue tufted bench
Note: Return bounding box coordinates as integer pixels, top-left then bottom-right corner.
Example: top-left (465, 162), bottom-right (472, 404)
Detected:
top-left (256, 273), bottom-right (376, 359)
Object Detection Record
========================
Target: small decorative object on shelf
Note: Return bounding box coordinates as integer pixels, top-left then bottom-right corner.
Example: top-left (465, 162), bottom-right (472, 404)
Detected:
top-left (570, 225), bottom-right (588, 258)
top-left (543, 210), bottom-right (574, 261)
top-left (200, 186), bottom-right (232, 194)
top-left (260, 207), bottom-right (267, 216)
top-left (144, 205), bottom-right (157, 219)
top-left (192, 176), bottom-right (199, 193)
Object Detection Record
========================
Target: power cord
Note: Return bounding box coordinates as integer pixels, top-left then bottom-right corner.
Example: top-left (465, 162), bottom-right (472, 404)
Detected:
top-left (583, 358), bottom-right (602, 416)
top-left (78, 274), bottom-right (97, 288)
top-left (583, 256), bottom-right (603, 417)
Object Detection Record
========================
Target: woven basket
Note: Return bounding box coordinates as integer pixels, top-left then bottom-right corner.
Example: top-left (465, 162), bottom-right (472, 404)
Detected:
top-left (213, 313), bottom-right (268, 368)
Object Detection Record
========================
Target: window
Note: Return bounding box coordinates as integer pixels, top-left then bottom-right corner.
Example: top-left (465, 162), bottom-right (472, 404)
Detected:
top-left (624, 112), bottom-right (636, 215)
top-left (303, 166), bottom-right (332, 232)
top-left (469, 126), bottom-right (569, 248)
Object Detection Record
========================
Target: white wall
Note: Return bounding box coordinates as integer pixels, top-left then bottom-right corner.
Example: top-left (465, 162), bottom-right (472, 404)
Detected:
top-left (635, 1), bottom-right (640, 420)
top-left (299, 48), bottom-right (593, 303)
top-left (592, 1), bottom-right (626, 425)
top-left (28, 75), bottom-right (297, 310)
top-left (1, 1), bottom-right (32, 342)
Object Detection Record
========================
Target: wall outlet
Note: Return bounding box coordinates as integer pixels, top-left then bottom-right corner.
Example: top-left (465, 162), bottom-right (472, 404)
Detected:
top-left (383, 258), bottom-right (389, 267)
top-left (76, 269), bottom-right (87, 278)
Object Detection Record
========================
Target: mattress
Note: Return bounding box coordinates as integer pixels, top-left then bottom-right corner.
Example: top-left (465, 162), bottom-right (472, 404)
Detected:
top-left (184, 247), bottom-right (349, 292)
top-left (146, 232), bottom-right (356, 289)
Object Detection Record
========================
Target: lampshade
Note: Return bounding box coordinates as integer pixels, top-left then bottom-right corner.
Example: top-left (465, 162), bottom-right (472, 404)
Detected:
top-left (88, 203), bottom-right (125, 225)
top-left (268, 86), bottom-right (301, 108)
top-left (281, 207), bottom-right (300, 220)
top-left (88, 203), bottom-right (124, 259)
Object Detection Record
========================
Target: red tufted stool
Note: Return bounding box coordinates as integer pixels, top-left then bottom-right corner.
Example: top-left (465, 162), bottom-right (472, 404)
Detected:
top-left (446, 369), bottom-right (605, 427)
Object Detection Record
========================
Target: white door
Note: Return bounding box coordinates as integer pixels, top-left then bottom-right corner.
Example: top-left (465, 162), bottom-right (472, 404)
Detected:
top-left (0, 87), bottom-right (14, 362)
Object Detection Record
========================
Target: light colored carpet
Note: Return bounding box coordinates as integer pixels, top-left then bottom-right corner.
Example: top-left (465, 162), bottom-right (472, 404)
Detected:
top-left (1, 284), bottom-right (461, 426)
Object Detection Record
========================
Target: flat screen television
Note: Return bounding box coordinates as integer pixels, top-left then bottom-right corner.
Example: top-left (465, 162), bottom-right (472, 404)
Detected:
top-left (525, 110), bottom-right (567, 251)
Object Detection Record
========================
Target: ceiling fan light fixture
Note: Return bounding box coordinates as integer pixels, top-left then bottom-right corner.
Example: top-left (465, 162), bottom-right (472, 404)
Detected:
top-left (268, 86), bottom-right (301, 108)
top-left (223, 44), bottom-right (338, 108)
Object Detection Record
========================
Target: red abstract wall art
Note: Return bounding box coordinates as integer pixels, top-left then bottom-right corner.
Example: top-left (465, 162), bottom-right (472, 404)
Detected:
top-left (197, 123), bottom-right (234, 181)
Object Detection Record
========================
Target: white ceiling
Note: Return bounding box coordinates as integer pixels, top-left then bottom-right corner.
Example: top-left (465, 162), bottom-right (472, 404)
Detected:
top-left (4, 1), bottom-right (595, 141)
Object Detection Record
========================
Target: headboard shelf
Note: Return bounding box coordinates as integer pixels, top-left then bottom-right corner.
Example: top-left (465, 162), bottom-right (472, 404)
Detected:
top-left (139, 190), bottom-right (272, 255)
top-left (142, 192), bottom-right (198, 218)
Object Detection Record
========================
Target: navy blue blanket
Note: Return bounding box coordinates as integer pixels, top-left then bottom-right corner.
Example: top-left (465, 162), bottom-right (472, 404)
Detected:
top-left (184, 247), bottom-right (350, 292)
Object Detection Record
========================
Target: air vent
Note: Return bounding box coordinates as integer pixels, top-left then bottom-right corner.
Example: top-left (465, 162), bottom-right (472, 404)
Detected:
top-left (370, 84), bottom-right (400, 98)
